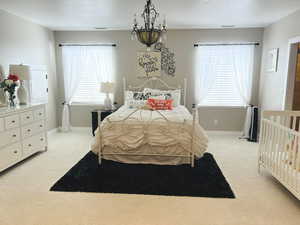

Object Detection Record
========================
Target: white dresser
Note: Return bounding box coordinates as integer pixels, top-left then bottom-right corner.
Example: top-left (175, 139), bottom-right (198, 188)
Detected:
top-left (0, 104), bottom-right (47, 172)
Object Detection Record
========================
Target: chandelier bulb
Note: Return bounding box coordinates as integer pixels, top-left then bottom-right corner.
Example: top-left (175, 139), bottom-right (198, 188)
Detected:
top-left (133, 14), bottom-right (138, 26)
top-left (163, 15), bottom-right (167, 27)
top-left (131, 32), bottom-right (137, 41)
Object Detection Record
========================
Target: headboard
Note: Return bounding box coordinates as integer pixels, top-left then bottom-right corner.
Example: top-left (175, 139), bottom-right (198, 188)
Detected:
top-left (123, 77), bottom-right (187, 106)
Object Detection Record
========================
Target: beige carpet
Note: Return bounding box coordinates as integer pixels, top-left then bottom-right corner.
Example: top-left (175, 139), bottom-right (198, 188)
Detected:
top-left (0, 129), bottom-right (299, 225)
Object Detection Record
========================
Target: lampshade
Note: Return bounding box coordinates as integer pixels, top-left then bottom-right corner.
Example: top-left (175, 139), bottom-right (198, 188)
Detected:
top-left (100, 82), bottom-right (115, 93)
top-left (9, 65), bottom-right (30, 80)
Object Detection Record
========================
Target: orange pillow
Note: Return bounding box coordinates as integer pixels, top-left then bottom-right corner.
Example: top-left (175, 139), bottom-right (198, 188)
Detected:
top-left (147, 98), bottom-right (173, 110)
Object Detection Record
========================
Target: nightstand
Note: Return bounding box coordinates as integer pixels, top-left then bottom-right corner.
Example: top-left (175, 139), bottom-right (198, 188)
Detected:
top-left (91, 110), bottom-right (115, 136)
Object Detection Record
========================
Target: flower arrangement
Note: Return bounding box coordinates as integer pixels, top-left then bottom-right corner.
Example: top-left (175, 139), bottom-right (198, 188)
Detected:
top-left (0, 74), bottom-right (19, 107)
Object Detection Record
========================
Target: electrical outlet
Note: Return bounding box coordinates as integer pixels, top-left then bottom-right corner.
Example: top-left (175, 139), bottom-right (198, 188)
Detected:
top-left (214, 119), bottom-right (218, 126)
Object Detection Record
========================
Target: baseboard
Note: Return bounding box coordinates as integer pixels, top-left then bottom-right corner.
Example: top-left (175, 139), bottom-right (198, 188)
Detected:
top-left (206, 130), bottom-right (242, 135)
top-left (47, 128), bottom-right (58, 135)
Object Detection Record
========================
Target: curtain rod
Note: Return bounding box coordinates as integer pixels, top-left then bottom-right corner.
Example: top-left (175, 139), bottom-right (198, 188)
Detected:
top-left (194, 43), bottom-right (260, 47)
top-left (59, 43), bottom-right (117, 47)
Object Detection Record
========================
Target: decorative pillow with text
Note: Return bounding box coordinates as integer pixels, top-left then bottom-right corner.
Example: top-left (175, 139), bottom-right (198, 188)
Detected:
top-left (147, 98), bottom-right (173, 110)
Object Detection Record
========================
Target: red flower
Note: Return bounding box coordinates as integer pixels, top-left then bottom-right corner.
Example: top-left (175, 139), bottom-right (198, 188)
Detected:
top-left (8, 74), bottom-right (19, 82)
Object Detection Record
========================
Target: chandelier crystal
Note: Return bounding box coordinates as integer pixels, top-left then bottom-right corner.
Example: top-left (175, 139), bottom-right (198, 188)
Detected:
top-left (131, 0), bottom-right (167, 48)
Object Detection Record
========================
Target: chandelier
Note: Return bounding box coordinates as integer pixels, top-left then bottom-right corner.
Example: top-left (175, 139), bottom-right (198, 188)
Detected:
top-left (131, 0), bottom-right (167, 48)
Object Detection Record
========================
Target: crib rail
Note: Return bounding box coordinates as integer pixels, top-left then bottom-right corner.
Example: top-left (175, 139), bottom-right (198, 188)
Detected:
top-left (259, 111), bottom-right (300, 200)
top-left (262, 110), bottom-right (300, 131)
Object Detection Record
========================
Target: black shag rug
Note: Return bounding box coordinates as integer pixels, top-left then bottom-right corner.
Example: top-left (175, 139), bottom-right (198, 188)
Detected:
top-left (50, 152), bottom-right (235, 198)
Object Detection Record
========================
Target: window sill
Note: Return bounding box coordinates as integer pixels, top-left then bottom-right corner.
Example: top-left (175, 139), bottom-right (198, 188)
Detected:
top-left (197, 105), bottom-right (247, 109)
top-left (70, 102), bottom-right (105, 107)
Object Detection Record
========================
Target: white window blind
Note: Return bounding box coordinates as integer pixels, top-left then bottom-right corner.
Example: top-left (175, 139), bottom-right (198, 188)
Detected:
top-left (62, 45), bottom-right (115, 105)
top-left (195, 45), bottom-right (254, 107)
top-left (71, 70), bottom-right (107, 104)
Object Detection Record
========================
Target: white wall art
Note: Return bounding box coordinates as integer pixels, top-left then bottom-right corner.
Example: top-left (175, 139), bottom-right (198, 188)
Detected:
top-left (137, 51), bottom-right (161, 78)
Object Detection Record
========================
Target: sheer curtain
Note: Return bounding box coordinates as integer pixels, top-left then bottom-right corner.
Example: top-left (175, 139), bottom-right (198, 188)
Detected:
top-left (194, 46), bottom-right (218, 105)
top-left (231, 45), bottom-right (254, 106)
top-left (61, 46), bottom-right (83, 132)
top-left (231, 45), bottom-right (255, 137)
top-left (70, 46), bottom-right (115, 104)
top-left (61, 46), bottom-right (115, 132)
top-left (87, 46), bottom-right (115, 101)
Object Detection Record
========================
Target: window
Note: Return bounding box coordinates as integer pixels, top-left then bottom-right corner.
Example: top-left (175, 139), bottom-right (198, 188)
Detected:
top-left (195, 44), bottom-right (254, 107)
top-left (62, 45), bottom-right (115, 105)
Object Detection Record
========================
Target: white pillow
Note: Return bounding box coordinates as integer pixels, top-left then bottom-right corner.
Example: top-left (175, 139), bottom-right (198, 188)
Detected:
top-left (125, 91), bottom-right (149, 108)
top-left (149, 95), bottom-right (166, 100)
top-left (144, 88), bottom-right (181, 107)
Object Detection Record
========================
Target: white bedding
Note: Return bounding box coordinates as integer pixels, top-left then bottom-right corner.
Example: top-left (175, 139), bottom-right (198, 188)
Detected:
top-left (91, 105), bottom-right (208, 164)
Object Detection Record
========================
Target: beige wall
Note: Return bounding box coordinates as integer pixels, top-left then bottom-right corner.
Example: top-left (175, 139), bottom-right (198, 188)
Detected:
top-left (55, 28), bottom-right (263, 130)
top-left (0, 10), bottom-right (58, 130)
top-left (259, 10), bottom-right (300, 112)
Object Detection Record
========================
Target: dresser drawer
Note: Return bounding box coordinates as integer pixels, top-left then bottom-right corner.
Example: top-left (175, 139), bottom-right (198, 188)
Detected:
top-left (0, 117), bottom-right (4, 132)
top-left (21, 123), bottom-right (35, 139)
top-left (0, 143), bottom-right (22, 171)
top-left (21, 121), bottom-right (45, 139)
top-left (5, 114), bottom-right (20, 129)
top-left (23, 133), bottom-right (46, 157)
top-left (34, 108), bottom-right (45, 120)
top-left (0, 128), bottom-right (21, 148)
top-left (20, 111), bottom-right (34, 125)
top-left (34, 120), bottom-right (45, 133)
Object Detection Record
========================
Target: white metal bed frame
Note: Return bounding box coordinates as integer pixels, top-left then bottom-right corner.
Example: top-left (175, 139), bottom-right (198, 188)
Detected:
top-left (98, 77), bottom-right (198, 167)
top-left (259, 110), bottom-right (300, 200)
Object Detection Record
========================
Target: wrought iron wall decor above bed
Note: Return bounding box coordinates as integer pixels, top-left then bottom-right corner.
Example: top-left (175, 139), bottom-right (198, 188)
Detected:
top-left (122, 77), bottom-right (187, 107)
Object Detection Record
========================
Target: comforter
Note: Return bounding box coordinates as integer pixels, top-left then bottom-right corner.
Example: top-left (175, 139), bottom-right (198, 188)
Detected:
top-left (91, 105), bottom-right (208, 159)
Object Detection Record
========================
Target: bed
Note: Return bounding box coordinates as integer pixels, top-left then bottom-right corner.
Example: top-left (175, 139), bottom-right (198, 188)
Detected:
top-left (259, 110), bottom-right (300, 200)
top-left (91, 77), bottom-right (208, 167)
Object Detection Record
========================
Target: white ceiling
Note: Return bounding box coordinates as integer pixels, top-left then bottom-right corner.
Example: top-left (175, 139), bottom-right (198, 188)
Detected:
top-left (1, 0), bottom-right (300, 30)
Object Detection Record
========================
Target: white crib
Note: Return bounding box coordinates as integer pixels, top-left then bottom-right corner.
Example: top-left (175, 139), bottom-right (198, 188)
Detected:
top-left (259, 111), bottom-right (300, 200)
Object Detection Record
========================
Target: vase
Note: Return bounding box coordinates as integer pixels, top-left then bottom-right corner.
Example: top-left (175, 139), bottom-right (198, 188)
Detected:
top-left (17, 81), bottom-right (28, 105)
top-left (8, 92), bottom-right (16, 107)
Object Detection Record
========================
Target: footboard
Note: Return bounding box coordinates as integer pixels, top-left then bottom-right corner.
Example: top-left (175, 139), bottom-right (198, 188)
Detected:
top-left (259, 111), bottom-right (300, 199)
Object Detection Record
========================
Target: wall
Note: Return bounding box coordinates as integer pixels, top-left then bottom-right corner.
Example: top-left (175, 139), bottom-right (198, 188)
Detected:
top-left (259, 10), bottom-right (300, 112)
top-left (0, 10), bottom-right (58, 130)
top-left (55, 28), bottom-right (263, 130)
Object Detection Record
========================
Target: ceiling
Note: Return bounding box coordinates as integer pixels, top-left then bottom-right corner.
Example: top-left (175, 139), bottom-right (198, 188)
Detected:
top-left (1, 0), bottom-right (300, 30)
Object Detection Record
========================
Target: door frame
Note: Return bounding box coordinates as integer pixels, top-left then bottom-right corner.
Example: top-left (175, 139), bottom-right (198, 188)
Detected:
top-left (283, 36), bottom-right (300, 110)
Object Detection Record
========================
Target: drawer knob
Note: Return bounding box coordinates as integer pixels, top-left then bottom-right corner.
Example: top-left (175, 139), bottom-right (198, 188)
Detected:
top-left (39, 113), bottom-right (42, 116)
top-left (26, 116), bottom-right (30, 119)
top-left (39, 125), bottom-right (43, 128)
top-left (40, 138), bottom-right (44, 141)
top-left (28, 144), bottom-right (32, 147)
top-left (13, 150), bottom-right (18, 154)
top-left (12, 134), bottom-right (16, 137)
top-left (27, 129), bottom-right (31, 132)
top-left (11, 120), bottom-right (15, 123)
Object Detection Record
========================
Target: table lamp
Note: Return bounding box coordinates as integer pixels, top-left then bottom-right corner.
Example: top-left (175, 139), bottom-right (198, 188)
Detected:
top-left (100, 82), bottom-right (115, 110)
top-left (9, 64), bottom-right (30, 105)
